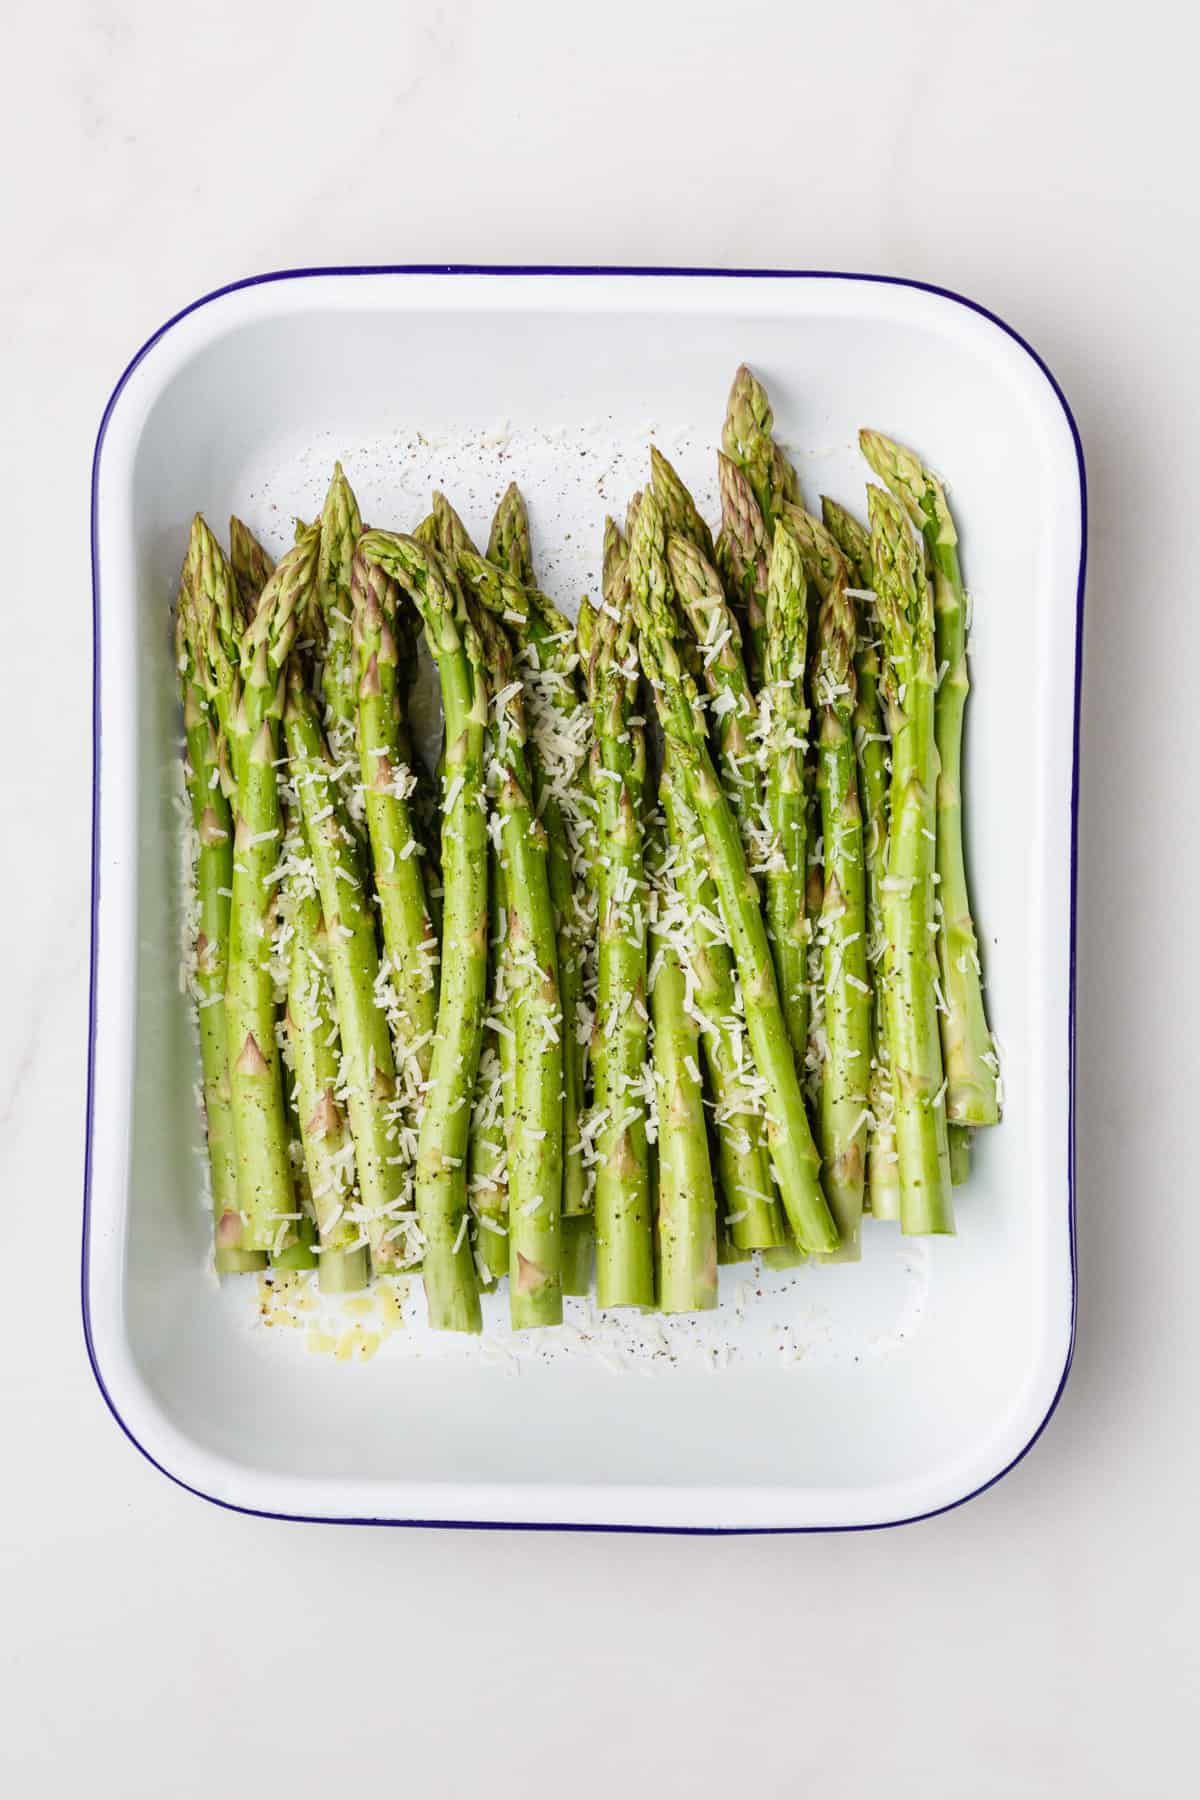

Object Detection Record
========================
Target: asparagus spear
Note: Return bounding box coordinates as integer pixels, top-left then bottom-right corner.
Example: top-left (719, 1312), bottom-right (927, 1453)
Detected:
top-left (361, 531), bottom-right (487, 1332)
top-left (859, 431), bottom-right (999, 1130)
top-left (284, 667), bottom-right (421, 1273)
top-left (229, 516), bottom-right (275, 618)
top-left (721, 363), bottom-right (801, 525)
top-left (381, 554), bottom-right (446, 948)
top-left (648, 814), bottom-right (719, 1313)
top-left (186, 515), bottom-right (247, 777)
top-left (487, 480), bottom-right (535, 584)
top-left (631, 490), bottom-right (838, 1255)
top-left (809, 552), bottom-right (871, 1252)
top-left (467, 1002), bottom-right (511, 1282)
top-left (445, 504), bottom-right (523, 1283)
top-left (715, 452), bottom-right (770, 686)
top-left (659, 754), bottom-right (782, 1251)
top-left (350, 549), bottom-right (438, 1114)
top-left (475, 607), bottom-right (564, 1327)
top-left (657, 530), bottom-right (784, 1250)
top-left (176, 580), bottom-right (262, 1274)
top-left (649, 445), bottom-right (716, 562)
top-left (282, 850), bottom-right (371, 1293)
top-left (666, 533), bottom-right (764, 853)
top-left (313, 466), bottom-right (365, 815)
top-left (759, 517), bottom-right (812, 1076)
top-left (585, 523), bottom-right (655, 1309)
top-left (431, 489), bottom-right (479, 560)
top-left (220, 531), bottom-right (319, 1253)
top-left (867, 487), bottom-right (953, 1234)
top-left (459, 537), bottom-right (593, 1221)
top-left (821, 496), bottom-right (900, 1219)
top-left (650, 522), bottom-right (790, 1251)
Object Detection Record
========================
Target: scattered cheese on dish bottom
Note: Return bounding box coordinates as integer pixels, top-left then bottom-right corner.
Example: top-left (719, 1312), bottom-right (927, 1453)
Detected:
top-left (256, 1271), bottom-right (409, 1360)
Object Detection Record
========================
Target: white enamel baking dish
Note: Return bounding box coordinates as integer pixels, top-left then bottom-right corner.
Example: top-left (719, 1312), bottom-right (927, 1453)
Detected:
top-left (85, 268), bottom-right (1083, 1530)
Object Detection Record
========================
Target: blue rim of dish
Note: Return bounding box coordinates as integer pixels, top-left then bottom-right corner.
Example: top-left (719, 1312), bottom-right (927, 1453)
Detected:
top-left (84, 265), bottom-right (1084, 1533)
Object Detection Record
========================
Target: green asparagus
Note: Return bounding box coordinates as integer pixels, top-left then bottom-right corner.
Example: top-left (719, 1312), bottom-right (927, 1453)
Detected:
top-left (222, 530), bottom-right (319, 1253)
top-left (176, 575), bottom-right (261, 1273)
top-left (809, 552), bottom-right (871, 1252)
top-left (649, 445), bottom-right (716, 562)
top-left (648, 813), bottom-right (719, 1313)
top-left (666, 532), bottom-right (764, 851)
top-left (361, 531), bottom-right (488, 1332)
top-left (759, 517), bottom-right (812, 1076)
top-left (859, 431), bottom-right (999, 1130)
top-left (350, 549), bottom-right (438, 1116)
top-left (659, 754), bottom-right (782, 1252)
top-left (821, 495), bottom-right (900, 1220)
top-left (475, 606), bottom-right (565, 1327)
top-left (721, 362), bottom-right (801, 525)
top-left (715, 452), bottom-right (770, 686)
top-left (867, 486), bottom-right (954, 1235)
top-left (631, 490), bottom-right (838, 1255)
top-left (282, 846), bottom-right (371, 1293)
top-left (586, 521), bottom-right (655, 1309)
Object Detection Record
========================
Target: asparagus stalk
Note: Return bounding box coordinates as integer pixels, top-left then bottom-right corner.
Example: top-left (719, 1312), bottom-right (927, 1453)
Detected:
top-left (867, 487), bottom-right (953, 1234)
top-left (821, 496), bottom-right (900, 1219)
top-left (666, 533), bottom-right (764, 852)
top-left (467, 968), bottom-right (511, 1283)
top-left (462, 528), bottom-right (520, 1283)
top-left (176, 581), bottom-right (262, 1273)
top-left (560, 1212), bottom-right (594, 1297)
top-left (715, 452), bottom-right (770, 686)
top-left (284, 667), bottom-right (421, 1274)
top-left (721, 362), bottom-right (801, 525)
top-left (459, 537), bottom-right (593, 1220)
top-left (631, 490), bottom-right (838, 1255)
top-left (651, 510), bottom-right (784, 1251)
top-left (759, 517), bottom-right (812, 1076)
top-left (809, 554), bottom-right (871, 1252)
top-left (859, 431), bottom-right (999, 1129)
top-left (475, 607), bottom-right (565, 1328)
top-left (465, 611), bottom-right (515, 1282)
top-left (219, 531), bottom-right (320, 1253)
top-left (585, 523), bottom-right (655, 1309)
top-left (350, 550), bottom-right (438, 1115)
top-left (649, 445), bottom-right (716, 562)
top-left (315, 464), bottom-right (364, 733)
top-left (648, 815), bottom-right (719, 1314)
top-left (659, 754), bottom-right (782, 1251)
top-left (282, 853), bottom-right (371, 1293)
top-left (361, 531), bottom-right (488, 1332)
top-left (229, 519), bottom-right (321, 1272)
top-left (949, 1124), bottom-right (973, 1186)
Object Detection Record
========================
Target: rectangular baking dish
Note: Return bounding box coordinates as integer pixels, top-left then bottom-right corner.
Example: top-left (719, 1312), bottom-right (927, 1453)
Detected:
top-left (84, 267), bottom-right (1082, 1530)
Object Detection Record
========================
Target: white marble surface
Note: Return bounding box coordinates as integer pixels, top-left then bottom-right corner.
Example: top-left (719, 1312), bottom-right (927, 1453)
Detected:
top-left (1, 0), bottom-right (1195, 1793)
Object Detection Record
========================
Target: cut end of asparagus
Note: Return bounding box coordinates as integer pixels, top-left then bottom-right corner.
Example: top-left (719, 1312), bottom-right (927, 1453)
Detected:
top-left (270, 1217), bottom-right (319, 1272)
top-left (214, 1247), bottom-right (269, 1276)
top-left (317, 1246), bottom-right (373, 1295)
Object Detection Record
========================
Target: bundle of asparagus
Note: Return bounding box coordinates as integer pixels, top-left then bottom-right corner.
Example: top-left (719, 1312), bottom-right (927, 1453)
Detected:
top-left (175, 368), bottom-right (999, 1335)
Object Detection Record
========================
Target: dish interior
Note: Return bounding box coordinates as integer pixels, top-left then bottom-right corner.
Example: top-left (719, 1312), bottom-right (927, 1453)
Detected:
top-left (91, 274), bottom-right (1078, 1523)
